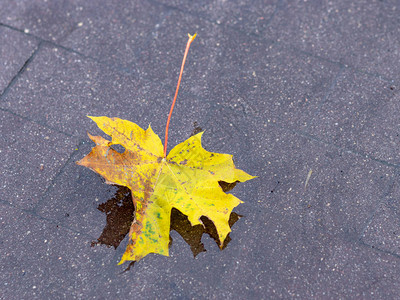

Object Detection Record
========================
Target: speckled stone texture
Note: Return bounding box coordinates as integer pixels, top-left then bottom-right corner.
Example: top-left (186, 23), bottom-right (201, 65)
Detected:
top-left (1, 0), bottom-right (400, 298)
top-left (0, 26), bottom-right (38, 94)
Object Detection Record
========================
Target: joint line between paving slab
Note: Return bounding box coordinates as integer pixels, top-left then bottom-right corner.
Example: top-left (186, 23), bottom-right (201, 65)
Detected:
top-left (281, 40), bottom-right (397, 84)
top-left (262, 0), bottom-right (286, 29)
top-left (0, 107), bottom-right (73, 138)
top-left (312, 65), bottom-right (346, 117)
top-left (347, 65), bottom-right (397, 84)
top-left (252, 110), bottom-right (400, 169)
top-left (322, 65), bottom-right (346, 104)
top-left (359, 238), bottom-right (400, 261)
top-left (0, 41), bottom-right (43, 100)
top-left (3, 5), bottom-right (395, 89)
top-left (358, 169), bottom-right (399, 240)
top-left (1, 8), bottom-right (398, 154)
top-left (42, 40), bottom-right (141, 77)
top-left (287, 40), bottom-right (397, 83)
top-left (208, 91), bottom-right (400, 169)
top-left (268, 39), bottom-right (397, 84)
top-left (199, 95), bottom-right (400, 170)
top-left (0, 22), bottom-right (136, 78)
top-left (146, 1), bottom-right (397, 85)
top-left (282, 122), bottom-right (400, 169)
top-left (31, 140), bottom-right (85, 213)
top-left (0, 198), bottom-right (96, 241)
top-left (2, 7), bottom-right (397, 87)
top-left (41, 41), bottom-right (138, 77)
top-left (147, 0), bottom-right (278, 44)
top-left (0, 22), bottom-right (96, 62)
top-left (43, 40), bottom-right (100, 62)
top-left (130, 2), bottom-right (175, 65)
top-left (0, 22), bottom-right (39, 38)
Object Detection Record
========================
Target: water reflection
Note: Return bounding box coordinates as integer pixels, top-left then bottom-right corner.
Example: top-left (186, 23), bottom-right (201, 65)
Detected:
top-left (92, 182), bottom-right (242, 265)
top-left (91, 186), bottom-right (133, 249)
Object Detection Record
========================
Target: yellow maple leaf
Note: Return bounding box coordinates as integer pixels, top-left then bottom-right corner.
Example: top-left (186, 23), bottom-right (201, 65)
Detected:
top-left (77, 116), bottom-right (255, 264)
top-left (77, 33), bottom-right (255, 264)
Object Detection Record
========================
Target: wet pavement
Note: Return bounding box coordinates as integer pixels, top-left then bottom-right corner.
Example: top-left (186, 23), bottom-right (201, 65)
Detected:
top-left (1, 0), bottom-right (400, 298)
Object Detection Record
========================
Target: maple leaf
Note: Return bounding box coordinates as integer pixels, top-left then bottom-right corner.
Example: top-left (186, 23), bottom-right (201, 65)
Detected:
top-left (77, 116), bottom-right (255, 264)
top-left (77, 33), bottom-right (255, 264)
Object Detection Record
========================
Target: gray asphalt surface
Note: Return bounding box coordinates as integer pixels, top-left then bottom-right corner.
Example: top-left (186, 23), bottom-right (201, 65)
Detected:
top-left (1, 0), bottom-right (400, 298)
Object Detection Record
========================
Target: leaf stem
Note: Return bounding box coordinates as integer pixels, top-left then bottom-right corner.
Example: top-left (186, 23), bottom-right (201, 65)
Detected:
top-left (164, 33), bottom-right (197, 157)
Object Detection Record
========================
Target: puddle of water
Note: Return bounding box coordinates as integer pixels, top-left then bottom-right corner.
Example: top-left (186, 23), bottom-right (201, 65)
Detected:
top-left (192, 121), bottom-right (203, 136)
top-left (92, 182), bottom-right (242, 265)
top-left (91, 186), bottom-right (134, 249)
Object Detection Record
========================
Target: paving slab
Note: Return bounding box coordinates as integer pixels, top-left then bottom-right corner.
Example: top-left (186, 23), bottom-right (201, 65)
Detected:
top-left (1, 0), bottom-right (400, 298)
top-left (206, 28), bottom-right (400, 165)
top-left (59, 0), bottom-right (169, 69)
top-left (154, 0), bottom-right (281, 35)
top-left (264, 0), bottom-right (400, 81)
top-left (0, 26), bottom-right (37, 94)
top-left (30, 115), bottom-right (398, 299)
top-left (134, 9), bottom-right (226, 96)
top-left (23, 107), bottom-right (400, 298)
top-left (0, 0), bottom-right (80, 42)
top-left (213, 112), bottom-right (395, 242)
top-left (0, 110), bottom-right (76, 210)
top-left (35, 141), bottom-right (124, 238)
top-left (0, 203), bottom-right (115, 299)
top-left (193, 116), bottom-right (399, 298)
top-left (0, 43), bottom-right (210, 146)
top-left (200, 28), bottom-right (341, 140)
top-left (362, 170), bottom-right (400, 257)
top-left (306, 69), bottom-right (400, 164)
